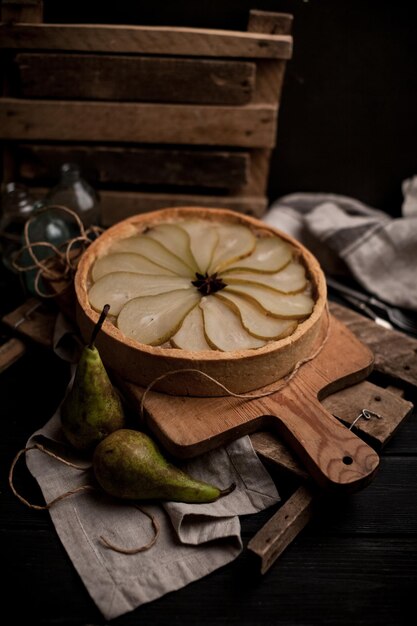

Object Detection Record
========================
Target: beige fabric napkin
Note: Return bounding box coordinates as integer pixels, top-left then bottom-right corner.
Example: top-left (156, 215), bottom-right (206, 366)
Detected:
top-left (264, 179), bottom-right (417, 312)
top-left (25, 357), bottom-right (280, 620)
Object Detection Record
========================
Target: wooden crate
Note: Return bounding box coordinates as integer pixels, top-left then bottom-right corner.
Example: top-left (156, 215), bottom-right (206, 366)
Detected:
top-left (0, 1), bottom-right (293, 225)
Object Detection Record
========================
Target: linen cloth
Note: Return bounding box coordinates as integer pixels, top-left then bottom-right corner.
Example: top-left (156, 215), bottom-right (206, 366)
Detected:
top-left (264, 177), bottom-right (417, 311)
top-left (26, 325), bottom-right (280, 620)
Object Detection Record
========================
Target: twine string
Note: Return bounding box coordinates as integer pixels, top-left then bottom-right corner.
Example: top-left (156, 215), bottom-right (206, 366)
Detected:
top-left (99, 506), bottom-right (160, 554)
top-left (8, 443), bottom-right (92, 510)
top-left (11, 204), bottom-right (104, 298)
top-left (140, 304), bottom-right (331, 419)
top-left (9, 441), bottom-right (159, 554)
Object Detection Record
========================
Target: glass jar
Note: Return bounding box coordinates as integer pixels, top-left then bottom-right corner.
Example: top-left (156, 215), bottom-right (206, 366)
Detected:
top-left (0, 182), bottom-right (38, 273)
top-left (44, 162), bottom-right (100, 229)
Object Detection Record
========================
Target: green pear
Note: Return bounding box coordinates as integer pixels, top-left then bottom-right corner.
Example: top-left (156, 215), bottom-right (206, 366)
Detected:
top-left (61, 305), bottom-right (125, 451)
top-left (93, 429), bottom-right (235, 503)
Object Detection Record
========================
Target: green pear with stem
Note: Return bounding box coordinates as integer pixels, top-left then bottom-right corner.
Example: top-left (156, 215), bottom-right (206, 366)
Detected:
top-left (60, 304), bottom-right (126, 452)
top-left (93, 429), bottom-right (235, 503)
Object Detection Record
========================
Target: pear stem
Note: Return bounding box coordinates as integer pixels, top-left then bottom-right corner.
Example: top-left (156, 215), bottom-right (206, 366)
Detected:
top-left (217, 482), bottom-right (236, 499)
top-left (89, 304), bottom-right (110, 348)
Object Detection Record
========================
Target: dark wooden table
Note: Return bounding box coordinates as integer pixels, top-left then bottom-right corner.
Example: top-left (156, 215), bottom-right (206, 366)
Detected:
top-left (1, 267), bottom-right (416, 626)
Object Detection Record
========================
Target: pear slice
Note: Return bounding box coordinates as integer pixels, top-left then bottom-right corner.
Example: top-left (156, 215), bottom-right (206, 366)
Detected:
top-left (225, 283), bottom-right (314, 319)
top-left (223, 261), bottom-right (307, 294)
top-left (88, 272), bottom-right (192, 316)
top-left (117, 289), bottom-right (201, 346)
top-left (218, 291), bottom-right (297, 340)
top-left (208, 223), bottom-right (256, 274)
top-left (200, 296), bottom-right (266, 351)
top-left (222, 236), bottom-right (293, 273)
top-left (92, 252), bottom-right (176, 282)
top-left (110, 235), bottom-right (192, 277)
top-left (178, 220), bottom-right (219, 274)
top-left (171, 305), bottom-right (212, 351)
top-left (145, 223), bottom-right (198, 271)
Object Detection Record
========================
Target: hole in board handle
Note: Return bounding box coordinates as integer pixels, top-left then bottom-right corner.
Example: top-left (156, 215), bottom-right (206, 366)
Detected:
top-left (343, 456), bottom-right (353, 465)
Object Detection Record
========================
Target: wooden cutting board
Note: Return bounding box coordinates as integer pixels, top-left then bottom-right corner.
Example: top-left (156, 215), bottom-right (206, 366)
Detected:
top-left (120, 314), bottom-right (380, 493)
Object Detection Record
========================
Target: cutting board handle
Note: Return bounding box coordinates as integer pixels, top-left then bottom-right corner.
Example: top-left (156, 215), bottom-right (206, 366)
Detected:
top-left (267, 387), bottom-right (380, 492)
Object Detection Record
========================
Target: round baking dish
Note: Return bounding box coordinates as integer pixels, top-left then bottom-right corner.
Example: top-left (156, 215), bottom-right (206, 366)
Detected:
top-left (74, 206), bottom-right (327, 396)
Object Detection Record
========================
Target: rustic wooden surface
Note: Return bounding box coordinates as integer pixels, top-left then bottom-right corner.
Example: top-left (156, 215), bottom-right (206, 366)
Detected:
top-left (1, 271), bottom-right (416, 624)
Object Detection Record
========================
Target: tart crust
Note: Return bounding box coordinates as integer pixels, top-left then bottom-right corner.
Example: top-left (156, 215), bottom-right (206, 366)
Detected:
top-left (74, 207), bottom-right (327, 396)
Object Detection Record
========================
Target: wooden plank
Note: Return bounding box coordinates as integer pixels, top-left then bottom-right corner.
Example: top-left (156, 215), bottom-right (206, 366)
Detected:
top-left (1, 1), bottom-right (43, 24)
top-left (1, 298), bottom-right (55, 348)
top-left (248, 10), bottom-right (294, 36)
top-left (248, 9), bottom-right (290, 106)
top-left (0, 98), bottom-right (278, 148)
top-left (15, 53), bottom-right (256, 105)
top-left (0, 337), bottom-right (26, 372)
top-left (247, 485), bottom-right (314, 574)
top-left (28, 187), bottom-right (268, 223)
top-left (18, 145), bottom-right (250, 189)
top-left (0, 23), bottom-right (293, 59)
top-left (250, 431), bottom-right (308, 480)
top-left (321, 380), bottom-right (413, 450)
top-left (240, 149), bottom-right (272, 195)
top-left (329, 301), bottom-right (417, 390)
top-left (96, 190), bottom-right (268, 224)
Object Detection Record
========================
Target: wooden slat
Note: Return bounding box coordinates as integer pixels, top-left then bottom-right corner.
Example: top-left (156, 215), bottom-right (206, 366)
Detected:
top-left (28, 187), bottom-right (268, 223)
top-left (239, 148), bottom-right (272, 195)
top-left (248, 10), bottom-right (294, 36)
top-left (0, 337), bottom-right (26, 372)
top-left (18, 145), bottom-right (250, 189)
top-left (1, 0), bottom-right (43, 24)
top-left (322, 380), bottom-right (413, 450)
top-left (329, 301), bottom-right (417, 390)
top-left (0, 23), bottom-right (293, 59)
top-left (247, 485), bottom-right (314, 574)
top-left (1, 298), bottom-right (55, 348)
top-left (250, 431), bottom-right (308, 480)
top-left (98, 190), bottom-right (268, 224)
top-left (248, 8), bottom-right (290, 106)
top-left (0, 98), bottom-right (278, 148)
top-left (16, 53), bottom-right (256, 105)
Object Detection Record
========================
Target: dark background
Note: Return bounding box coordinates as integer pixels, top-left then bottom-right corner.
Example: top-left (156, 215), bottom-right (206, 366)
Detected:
top-left (43, 0), bottom-right (417, 217)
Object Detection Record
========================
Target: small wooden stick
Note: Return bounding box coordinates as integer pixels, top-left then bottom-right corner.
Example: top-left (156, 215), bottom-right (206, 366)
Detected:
top-left (247, 485), bottom-right (314, 574)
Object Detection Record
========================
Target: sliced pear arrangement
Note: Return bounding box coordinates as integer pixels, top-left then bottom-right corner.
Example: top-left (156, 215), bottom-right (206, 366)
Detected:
top-left (171, 305), bottom-right (212, 351)
top-left (223, 261), bottom-right (307, 294)
top-left (178, 220), bottom-right (218, 273)
top-left (92, 252), bottom-right (176, 282)
top-left (225, 282), bottom-right (314, 318)
top-left (110, 235), bottom-right (192, 276)
top-left (87, 217), bottom-right (315, 351)
top-left (221, 236), bottom-right (292, 273)
top-left (117, 289), bottom-right (201, 346)
top-left (200, 296), bottom-right (266, 351)
top-left (89, 272), bottom-right (192, 316)
top-left (145, 223), bottom-right (197, 272)
top-left (218, 291), bottom-right (297, 340)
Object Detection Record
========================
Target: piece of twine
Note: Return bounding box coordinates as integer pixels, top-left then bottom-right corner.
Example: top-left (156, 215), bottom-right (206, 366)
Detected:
top-left (9, 441), bottom-right (159, 554)
top-left (11, 204), bottom-right (103, 298)
top-left (140, 303), bottom-right (331, 419)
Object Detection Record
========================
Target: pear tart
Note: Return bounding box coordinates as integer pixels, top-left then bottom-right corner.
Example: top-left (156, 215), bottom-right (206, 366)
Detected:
top-left (75, 207), bottom-right (327, 396)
